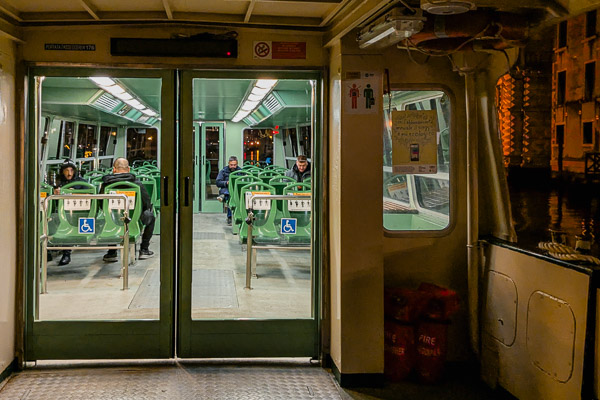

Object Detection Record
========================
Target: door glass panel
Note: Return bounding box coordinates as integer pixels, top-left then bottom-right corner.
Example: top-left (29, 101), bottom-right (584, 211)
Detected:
top-left (243, 128), bottom-right (274, 165)
top-left (191, 78), bottom-right (314, 320)
top-left (204, 125), bottom-right (220, 202)
top-left (37, 75), bottom-right (162, 320)
top-left (383, 90), bottom-right (451, 231)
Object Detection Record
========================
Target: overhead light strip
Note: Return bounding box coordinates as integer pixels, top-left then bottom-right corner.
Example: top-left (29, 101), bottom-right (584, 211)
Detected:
top-left (231, 79), bottom-right (278, 123)
top-left (89, 77), bottom-right (159, 118)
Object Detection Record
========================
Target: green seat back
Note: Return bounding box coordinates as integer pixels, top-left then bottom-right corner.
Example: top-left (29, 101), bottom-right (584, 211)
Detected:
top-left (98, 181), bottom-right (142, 244)
top-left (258, 171), bottom-right (283, 185)
top-left (237, 182), bottom-right (279, 244)
top-left (50, 181), bottom-right (98, 245)
top-left (282, 182), bottom-right (311, 244)
top-left (231, 176), bottom-right (258, 234)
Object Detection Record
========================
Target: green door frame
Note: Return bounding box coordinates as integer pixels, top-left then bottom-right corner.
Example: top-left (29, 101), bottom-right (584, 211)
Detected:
top-left (24, 67), bottom-right (176, 360)
top-left (199, 122), bottom-right (225, 213)
top-left (178, 70), bottom-right (323, 358)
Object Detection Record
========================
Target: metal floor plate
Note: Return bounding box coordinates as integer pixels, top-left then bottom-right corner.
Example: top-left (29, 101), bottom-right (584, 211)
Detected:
top-left (0, 363), bottom-right (343, 400)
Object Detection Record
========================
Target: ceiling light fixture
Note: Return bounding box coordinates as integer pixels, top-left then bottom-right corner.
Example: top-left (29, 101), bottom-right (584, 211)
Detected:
top-left (231, 79), bottom-right (278, 123)
top-left (89, 76), bottom-right (160, 121)
top-left (357, 7), bottom-right (425, 49)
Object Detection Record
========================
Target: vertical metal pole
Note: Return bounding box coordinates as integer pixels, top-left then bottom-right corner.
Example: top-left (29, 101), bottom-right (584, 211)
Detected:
top-left (251, 248), bottom-right (257, 278)
top-left (245, 212), bottom-right (254, 289)
top-left (465, 71), bottom-right (480, 355)
top-left (123, 227), bottom-right (129, 290)
top-left (41, 198), bottom-right (49, 296)
top-left (122, 200), bottom-right (130, 290)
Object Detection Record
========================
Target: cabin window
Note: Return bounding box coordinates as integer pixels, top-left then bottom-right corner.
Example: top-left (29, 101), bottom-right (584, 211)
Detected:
top-left (558, 20), bottom-right (567, 48)
top-left (127, 127), bottom-right (158, 162)
top-left (243, 128), bottom-right (274, 165)
top-left (59, 120), bottom-right (75, 158)
top-left (75, 123), bottom-right (97, 160)
top-left (299, 125), bottom-right (311, 159)
top-left (585, 62), bottom-right (595, 101)
top-left (383, 90), bottom-right (451, 232)
top-left (583, 121), bottom-right (594, 145)
top-left (283, 127), bottom-right (299, 168)
top-left (557, 71), bottom-right (566, 105)
top-left (98, 126), bottom-right (117, 157)
top-left (587, 11), bottom-right (597, 38)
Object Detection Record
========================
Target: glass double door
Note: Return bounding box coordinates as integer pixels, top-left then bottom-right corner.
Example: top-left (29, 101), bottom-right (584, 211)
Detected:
top-left (26, 68), bottom-right (319, 360)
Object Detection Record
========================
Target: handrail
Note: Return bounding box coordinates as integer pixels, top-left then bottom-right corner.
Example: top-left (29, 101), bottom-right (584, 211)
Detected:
top-left (39, 194), bottom-right (131, 312)
top-left (245, 194), bottom-right (311, 290)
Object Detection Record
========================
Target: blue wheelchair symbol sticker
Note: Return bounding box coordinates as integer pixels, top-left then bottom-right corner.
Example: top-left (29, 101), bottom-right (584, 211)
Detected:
top-left (281, 218), bottom-right (297, 235)
top-left (78, 218), bottom-right (95, 234)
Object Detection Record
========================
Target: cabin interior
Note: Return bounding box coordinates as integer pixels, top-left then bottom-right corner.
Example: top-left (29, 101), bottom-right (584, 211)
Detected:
top-left (0, 1), bottom-right (599, 400)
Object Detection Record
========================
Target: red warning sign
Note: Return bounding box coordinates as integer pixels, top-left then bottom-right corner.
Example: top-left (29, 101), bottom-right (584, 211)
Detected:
top-left (253, 41), bottom-right (306, 59)
top-left (272, 42), bottom-right (306, 59)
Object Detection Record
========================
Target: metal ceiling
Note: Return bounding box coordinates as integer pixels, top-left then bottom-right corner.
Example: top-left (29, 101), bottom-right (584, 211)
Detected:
top-left (3, 0), bottom-right (598, 46)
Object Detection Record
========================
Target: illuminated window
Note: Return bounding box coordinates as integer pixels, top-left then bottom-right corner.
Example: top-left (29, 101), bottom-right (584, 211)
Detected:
top-left (383, 90), bottom-right (451, 232)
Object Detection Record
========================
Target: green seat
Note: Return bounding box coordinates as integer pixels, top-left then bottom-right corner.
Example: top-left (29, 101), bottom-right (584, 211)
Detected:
top-left (231, 176), bottom-right (259, 234)
top-left (40, 183), bottom-right (57, 236)
top-left (238, 182), bottom-right (279, 244)
top-left (246, 167), bottom-right (262, 176)
top-left (49, 181), bottom-right (98, 245)
top-left (282, 182), bottom-right (311, 244)
top-left (243, 161), bottom-right (254, 167)
top-left (97, 181), bottom-right (142, 245)
top-left (258, 171), bottom-right (283, 185)
top-left (227, 170), bottom-right (253, 211)
top-left (303, 176), bottom-right (312, 184)
top-left (263, 165), bottom-right (278, 171)
top-left (268, 176), bottom-right (296, 226)
top-left (148, 171), bottom-right (161, 234)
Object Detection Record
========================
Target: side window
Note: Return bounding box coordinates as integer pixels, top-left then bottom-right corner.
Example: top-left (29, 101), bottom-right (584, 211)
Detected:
top-left (383, 90), bottom-right (451, 232)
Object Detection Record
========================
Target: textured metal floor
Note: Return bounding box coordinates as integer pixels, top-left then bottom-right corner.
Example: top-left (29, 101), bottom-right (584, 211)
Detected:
top-left (0, 361), bottom-right (343, 400)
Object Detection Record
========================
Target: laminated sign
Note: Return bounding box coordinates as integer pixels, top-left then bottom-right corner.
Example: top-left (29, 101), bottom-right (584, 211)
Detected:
top-left (392, 110), bottom-right (438, 174)
top-left (108, 191), bottom-right (136, 210)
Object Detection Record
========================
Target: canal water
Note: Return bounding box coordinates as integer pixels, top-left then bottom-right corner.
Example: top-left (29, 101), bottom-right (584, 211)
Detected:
top-left (508, 178), bottom-right (600, 257)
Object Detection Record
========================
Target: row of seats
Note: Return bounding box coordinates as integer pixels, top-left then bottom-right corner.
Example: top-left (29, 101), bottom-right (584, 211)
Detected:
top-left (81, 165), bottom-right (161, 233)
top-left (40, 181), bottom-right (145, 246)
top-left (227, 170), bottom-right (312, 245)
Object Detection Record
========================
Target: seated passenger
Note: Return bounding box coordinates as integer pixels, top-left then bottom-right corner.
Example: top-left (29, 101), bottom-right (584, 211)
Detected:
top-left (100, 157), bottom-right (155, 262)
top-left (285, 155), bottom-right (311, 182)
top-left (53, 159), bottom-right (87, 266)
top-left (216, 156), bottom-right (241, 225)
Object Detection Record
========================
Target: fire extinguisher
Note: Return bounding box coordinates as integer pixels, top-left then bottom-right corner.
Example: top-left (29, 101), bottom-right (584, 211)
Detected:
top-left (415, 320), bottom-right (449, 384)
top-left (384, 320), bottom-right (415, 381)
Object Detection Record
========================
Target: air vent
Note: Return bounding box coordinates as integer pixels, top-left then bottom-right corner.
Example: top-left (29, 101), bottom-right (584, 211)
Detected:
top-left (94, 92), bottom-right (121, 111)
top-left (421, 0), bottom-right (475, 15)
top-left (263, 94), bottom-right (283, 114)
top-left (243, 115), bottom-right (258, 126)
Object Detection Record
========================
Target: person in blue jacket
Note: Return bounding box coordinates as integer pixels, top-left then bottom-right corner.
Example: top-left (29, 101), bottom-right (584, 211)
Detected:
top-left (216, 156), bottom-right (241, 225)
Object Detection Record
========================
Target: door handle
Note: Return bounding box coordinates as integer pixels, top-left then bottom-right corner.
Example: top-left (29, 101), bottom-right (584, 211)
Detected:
top-left (163, 176), bottom-right (169, 206)
top-left (184, 176), bottom-right (190, 206)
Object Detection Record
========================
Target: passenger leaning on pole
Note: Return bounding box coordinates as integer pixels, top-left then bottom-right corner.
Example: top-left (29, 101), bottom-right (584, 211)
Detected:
top-left (99, 157), bottom-right (155, 262)
top-left (52, 159), bottom-right (87, 266)
top-left (216, 155), bottom-right (241, 226)
top-left (285, 155), bottom-right (311, 182)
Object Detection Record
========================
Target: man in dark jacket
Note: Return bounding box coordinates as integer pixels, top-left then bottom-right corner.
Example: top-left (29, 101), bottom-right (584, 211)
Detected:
top-left (53, 159), bottom-right (87, 266)
top-left (100, 157), bottom-right (155, 262)
top-left (285, 155), bottom-right (311, 182)
top-left (216, 156), bottom-right (241, 225)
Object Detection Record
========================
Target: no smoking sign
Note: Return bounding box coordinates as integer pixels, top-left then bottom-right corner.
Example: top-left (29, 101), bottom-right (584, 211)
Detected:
top-left (254, 41), bottom-right (271, 59)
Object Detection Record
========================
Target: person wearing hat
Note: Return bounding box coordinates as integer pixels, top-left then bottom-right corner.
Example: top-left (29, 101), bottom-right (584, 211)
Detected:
top-left (52, 159), bottom-right (87, 266)
top-left (285, 155), bottom-right (311, 182)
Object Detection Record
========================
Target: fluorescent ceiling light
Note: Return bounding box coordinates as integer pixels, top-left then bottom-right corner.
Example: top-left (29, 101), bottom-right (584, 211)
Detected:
top-left (113, 91), bottom-right (133, 101)
top-left (250, 87), bottom-right (270, 97)
top-left (90, 77), bottom-right (116, 87)
top-left (241, 100), bottom-right (260, 111)
top-left (247, 93), bottom-right (263, 102)
top-left (125, 99), bottom-right (144, 109)
top-left (104, 84), bottom-right (126, 95)
top-left (361, 27), bottom-right (397, 48)
top-left (255, 79), bottom-right (278, 89)
top-left (141, 109), bottom-right (158, 117)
